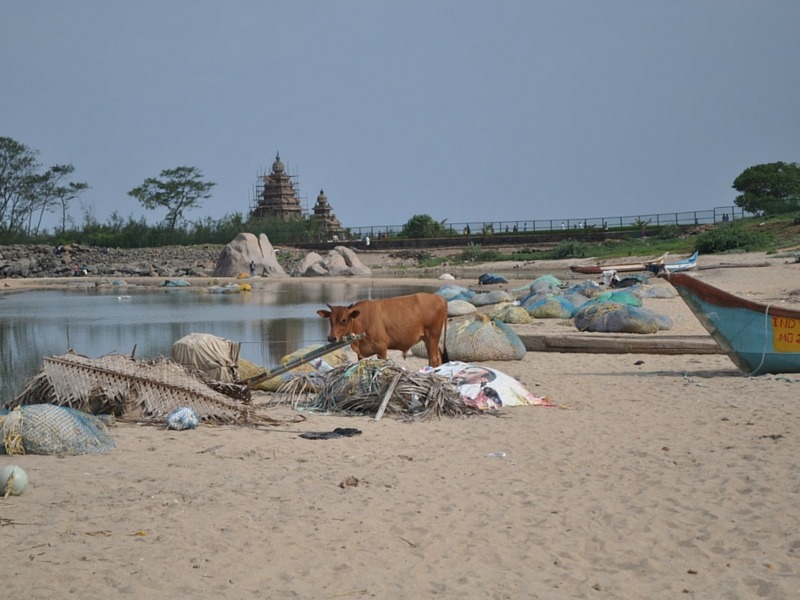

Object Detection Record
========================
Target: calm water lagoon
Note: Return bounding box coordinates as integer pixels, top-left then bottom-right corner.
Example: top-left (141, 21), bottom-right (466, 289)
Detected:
top-left (0, 280), bottom-right (427, 402)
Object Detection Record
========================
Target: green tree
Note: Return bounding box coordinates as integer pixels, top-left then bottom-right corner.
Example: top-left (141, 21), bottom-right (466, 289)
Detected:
top-left (128, 166), bottom-right (215, 230)
top-left (400, 214), bottom-right (448, 238)
top-left (0, 137), bottom-right (87, 237)
top-left (0, 137), bottom-right (39, 234)
top-left (732, 161), bottom-right (800, 216)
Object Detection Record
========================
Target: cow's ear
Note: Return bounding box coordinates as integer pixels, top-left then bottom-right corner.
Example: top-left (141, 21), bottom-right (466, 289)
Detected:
top-left (348, 309), bottom-right (361, 320)
top-left (317, 309), bottom-right (331, 318)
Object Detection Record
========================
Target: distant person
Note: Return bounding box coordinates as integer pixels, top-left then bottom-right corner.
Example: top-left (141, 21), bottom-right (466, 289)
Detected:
top-left (249, 261), bottom-right (256, 277)
top-left (364, 235), bottom-right (370, 248)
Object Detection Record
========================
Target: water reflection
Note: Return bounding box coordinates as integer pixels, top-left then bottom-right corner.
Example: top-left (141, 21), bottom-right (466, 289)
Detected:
top-left (0, 281), bottom-right (426, 402)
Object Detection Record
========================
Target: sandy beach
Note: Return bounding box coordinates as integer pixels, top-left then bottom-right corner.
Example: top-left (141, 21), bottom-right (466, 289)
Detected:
top-left (2, 251), bottom-right (800, 599)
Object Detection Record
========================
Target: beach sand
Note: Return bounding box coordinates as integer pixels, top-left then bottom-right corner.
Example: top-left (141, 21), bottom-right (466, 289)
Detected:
top-left (2, 252), bottom-right (800, 599)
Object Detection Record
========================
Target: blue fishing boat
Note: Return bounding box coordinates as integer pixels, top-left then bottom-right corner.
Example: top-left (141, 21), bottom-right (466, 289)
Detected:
top-left (661, 271), bottom-right (800, 375)
top-left (662, 251), bottom-right (698, 273)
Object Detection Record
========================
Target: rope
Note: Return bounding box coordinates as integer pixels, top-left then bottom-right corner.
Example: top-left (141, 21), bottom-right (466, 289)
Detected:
top-left (746, 302), bottom-right (772, 377)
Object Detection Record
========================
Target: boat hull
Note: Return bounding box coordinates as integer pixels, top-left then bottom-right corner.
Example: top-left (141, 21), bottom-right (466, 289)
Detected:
top-left (662, 272), bottom-right (800, 375)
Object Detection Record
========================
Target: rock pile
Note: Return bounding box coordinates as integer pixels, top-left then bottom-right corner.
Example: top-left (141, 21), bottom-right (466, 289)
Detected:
top-left (213, 233), bottom-right (287, 278)
top-left (0, 244), bottom-right (221, 279)
top-left (0, 238), bottom-right (373, 279)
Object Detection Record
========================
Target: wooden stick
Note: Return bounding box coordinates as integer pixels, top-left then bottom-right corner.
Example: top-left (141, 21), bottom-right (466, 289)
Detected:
top-left (375, 372), bottom-right (402, 421)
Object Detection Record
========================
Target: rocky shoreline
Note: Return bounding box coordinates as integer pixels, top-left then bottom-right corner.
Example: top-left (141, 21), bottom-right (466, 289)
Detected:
top-left (0, 243), bottom-right (226, 279)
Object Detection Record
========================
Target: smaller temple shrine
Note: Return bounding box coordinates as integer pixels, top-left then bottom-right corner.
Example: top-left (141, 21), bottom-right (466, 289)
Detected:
top-left (251, 152), bottom-right (304, 221)
top-left (311, 189), bottom-right (344, 239)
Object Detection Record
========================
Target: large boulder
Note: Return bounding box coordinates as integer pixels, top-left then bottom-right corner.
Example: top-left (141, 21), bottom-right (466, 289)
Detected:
top-left (213, 233), bottom-right (286, 278)
top-left (295, 246), bottom-right (371, 277)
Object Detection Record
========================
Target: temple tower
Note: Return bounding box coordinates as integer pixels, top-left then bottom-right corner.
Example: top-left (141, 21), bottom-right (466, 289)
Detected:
top-left (251, 152), bottom-right (304, 221)
top-left (312, 189), bottom-right (344, 238)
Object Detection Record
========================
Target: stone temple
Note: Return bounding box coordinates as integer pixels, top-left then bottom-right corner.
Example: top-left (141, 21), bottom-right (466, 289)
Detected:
top-left (312, 189), bottom-right (344, 239)
top-left (251, 153), bottom-right (303, 221)
top-left (250, 153), bottom-right (344, 239)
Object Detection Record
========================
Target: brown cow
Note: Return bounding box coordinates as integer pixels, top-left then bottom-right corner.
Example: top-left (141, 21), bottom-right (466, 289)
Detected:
top-left (317, 292), bottom-right (449, 367)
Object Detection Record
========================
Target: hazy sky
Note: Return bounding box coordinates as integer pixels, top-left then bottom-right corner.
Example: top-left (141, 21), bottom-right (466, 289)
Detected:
top-left (3, 1), bottom-right (799, 231)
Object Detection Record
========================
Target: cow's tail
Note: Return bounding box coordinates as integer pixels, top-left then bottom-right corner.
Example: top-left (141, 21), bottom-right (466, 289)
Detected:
top-left (441, 313), bottom-right (449, 364)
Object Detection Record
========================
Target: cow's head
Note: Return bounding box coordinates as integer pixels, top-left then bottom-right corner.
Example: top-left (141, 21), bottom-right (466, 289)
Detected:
top-left (316, 304), bottom-right (361, 343)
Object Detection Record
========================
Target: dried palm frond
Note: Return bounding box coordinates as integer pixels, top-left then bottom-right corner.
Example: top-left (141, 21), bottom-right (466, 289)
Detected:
top-left (275, 359), bottom-right (482, 420)
top-left (6, 351), bottom-right (288, 426)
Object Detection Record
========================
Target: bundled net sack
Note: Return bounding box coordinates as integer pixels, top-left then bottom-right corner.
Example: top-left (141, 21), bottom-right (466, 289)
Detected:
top-left (526, 294), bottom-right (575, 319)
top-left (1, 405), bottom-right (115, 455)
top-left (637, 284), bottom-right (676, 299)
top-left (588, 290), bottom-right (642, 307)
top-left (470, 290), bottom-right (514, 307)
top-left (436, 285), bottom-right (476, 302)
top-left (486, 303), bottom-right (535, 325)
top-left (447, 299), bottom-right (477, 317)
top-left (528, 275), bottom-right (562, 293)
top-left (171, 332), bottom-right (240, 383)
top-left (565, 280), bottom-right (603, 298)
top-left (563, 293), bottom-right (589, 311)
top-left (413, 314), bottom-right (526, 361)
top-left (573, 302), bottom-right (665, 334)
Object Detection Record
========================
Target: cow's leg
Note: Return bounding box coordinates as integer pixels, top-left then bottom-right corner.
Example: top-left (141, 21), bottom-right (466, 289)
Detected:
top-left (424, 335), bottom-right (442, 367)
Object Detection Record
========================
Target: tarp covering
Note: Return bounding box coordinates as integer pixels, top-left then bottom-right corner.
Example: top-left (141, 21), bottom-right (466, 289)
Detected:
top-left (171, 333), bottom-right (241, 383)
top-left (432, 362), bottom-right (552, 409)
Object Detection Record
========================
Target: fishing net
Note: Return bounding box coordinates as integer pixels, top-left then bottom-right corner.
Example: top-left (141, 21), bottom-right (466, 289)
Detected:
top-left (447, 299), bottom-right (478, 317)
top-left (436, 284), bottom-right (476, 302)
top-left (275, 359), bottom-right (481, 420)
top-left (528, 275), bottom-right (563, 294)
top-left (573, 302), bottom-right (666, 334)
top-left (589, 290), bottom-right (642, 307)
top-left (637, 284), bottom-right (676, 299)
top-left (564, 280), bottom-right (603, 298)
top-left (413, 314), bottom-right (526, 361)
top-left (526, 294), bottom-right (575, 319)
top-left (470, 290), bottom-right (514, 306)
top-left (563, 293), bottom-right (589, 311)
top-left (486, 303), bottom-right (535, 324)
top-left (1, 405), bottom-right (116, 455)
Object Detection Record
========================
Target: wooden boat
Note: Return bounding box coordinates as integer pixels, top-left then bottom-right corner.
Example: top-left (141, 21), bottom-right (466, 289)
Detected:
top-left (570, 262), bottom-right (648, 274)
top-left (570, 252), bottom-right (668, 274)
top-left (660, 271), bottom-right (800, 375)
top-left (570, 251), bottom-right (691, 275)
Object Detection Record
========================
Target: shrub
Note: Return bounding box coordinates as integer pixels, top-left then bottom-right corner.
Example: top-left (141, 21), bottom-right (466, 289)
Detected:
top-left (460, 243), bottom-right (501, 262)
top-left (695, 223), bottom-right (771, 253)
top-left (547, 240), bottom-right (588, 259)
